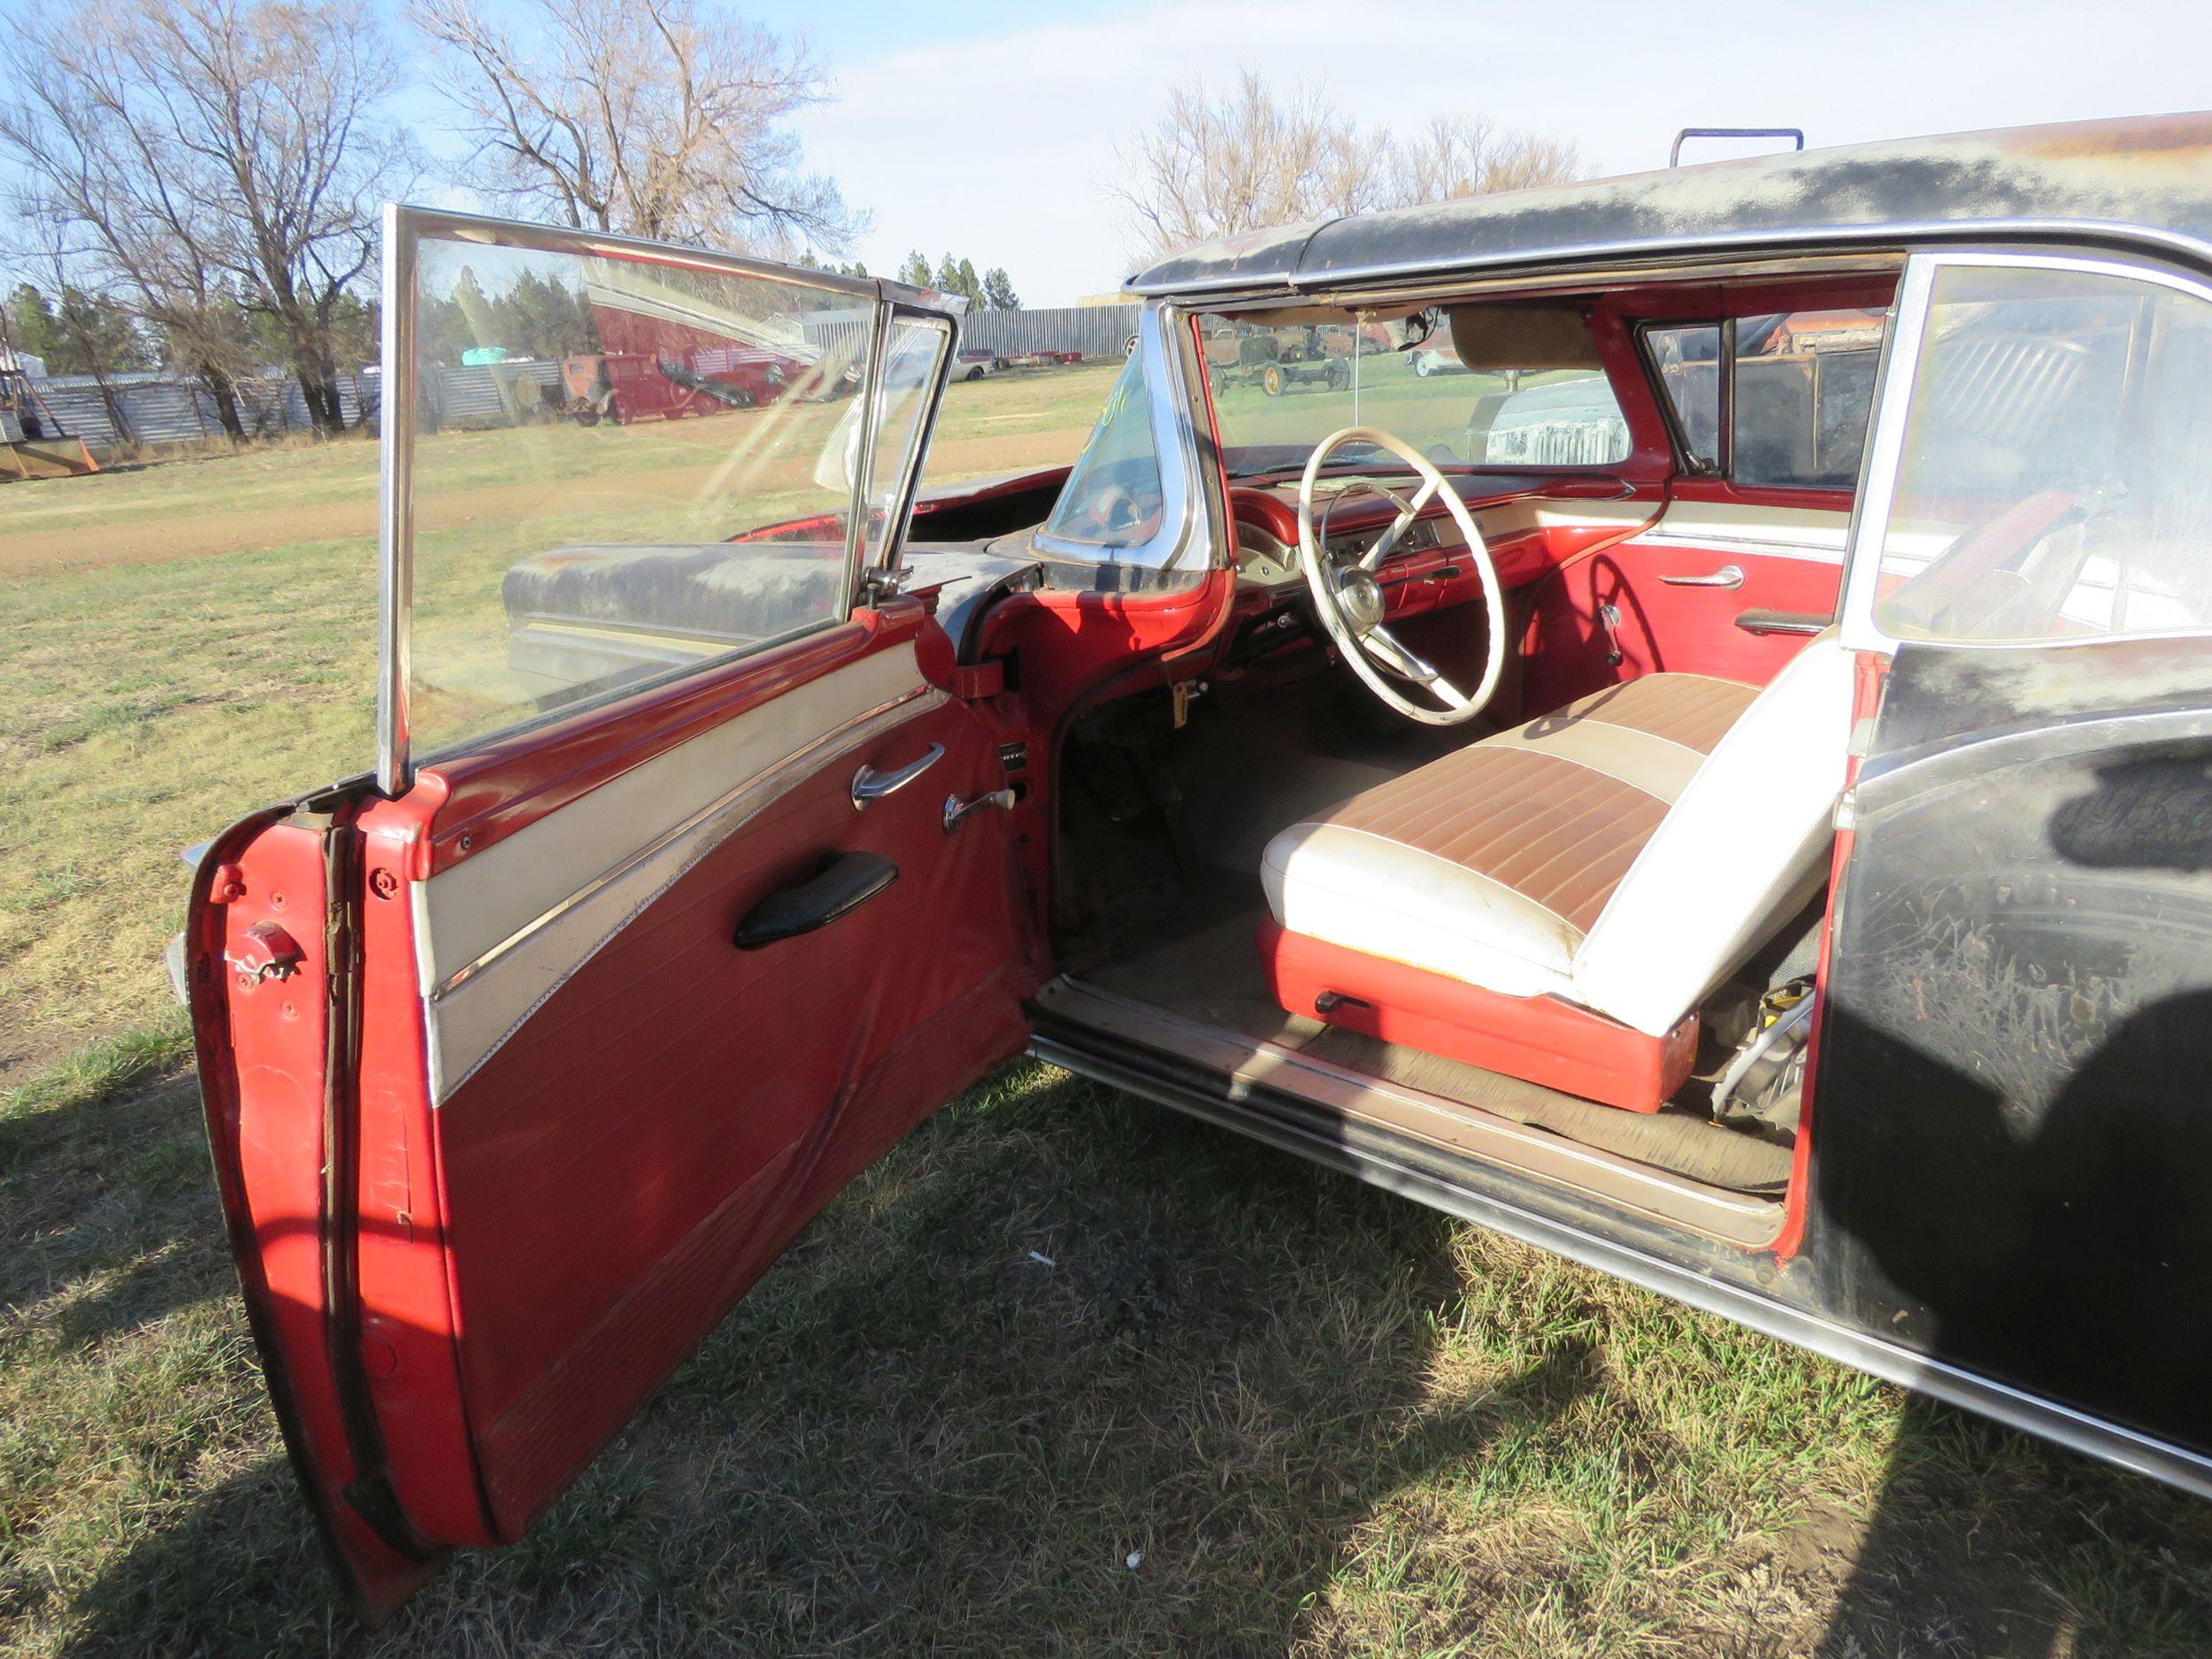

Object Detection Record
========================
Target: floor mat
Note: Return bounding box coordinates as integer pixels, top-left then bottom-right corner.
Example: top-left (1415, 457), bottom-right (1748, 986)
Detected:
top-left (1084, 905), bottom-right (1795, 1196)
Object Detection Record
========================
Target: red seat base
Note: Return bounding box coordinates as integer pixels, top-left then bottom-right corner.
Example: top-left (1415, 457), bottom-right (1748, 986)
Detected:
top-left (1256, 918), bottom-right (1698, 1113)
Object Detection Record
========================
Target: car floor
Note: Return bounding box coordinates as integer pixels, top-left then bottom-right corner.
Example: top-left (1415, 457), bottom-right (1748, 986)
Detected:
top-left (1075, 879), bottom-right (1794, 1198)
top-left (1055, 673), bottom-right (1795, 1201)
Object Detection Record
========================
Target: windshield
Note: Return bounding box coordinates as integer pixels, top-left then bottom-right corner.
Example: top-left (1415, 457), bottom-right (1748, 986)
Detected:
top-left (1199, 310), bottom-right (1630, 477)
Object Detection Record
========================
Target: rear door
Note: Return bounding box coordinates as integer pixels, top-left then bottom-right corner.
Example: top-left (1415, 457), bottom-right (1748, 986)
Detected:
top-left (1811, 250), bottom-right (2212, 1482)
top-left (187, 209), bottom-right (1037, 1614)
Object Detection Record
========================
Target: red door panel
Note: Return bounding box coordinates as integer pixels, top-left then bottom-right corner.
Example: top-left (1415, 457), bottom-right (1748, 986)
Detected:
top-left (1518, 534), bottom-right (1844, 716)
top-left (191, 604), bottom-right (1036, 1613)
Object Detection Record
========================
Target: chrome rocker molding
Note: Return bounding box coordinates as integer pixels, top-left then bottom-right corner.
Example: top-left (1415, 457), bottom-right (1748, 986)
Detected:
top-left (1027, 1024), bottom-right (2212, 1504)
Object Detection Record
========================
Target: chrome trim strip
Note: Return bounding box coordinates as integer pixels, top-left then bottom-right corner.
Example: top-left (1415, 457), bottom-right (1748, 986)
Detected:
top-left (872, 307), bottom-right (957, 584)
top-left (1039, 976), bottom-right (1781, 1247)
top-left (1027, 1031), bottom-right (2212, 1502)
top-left (386, 203), bottom-right (882, 297)
top-left (1840, 245), bottom-right (2212, 657)
top-left (426, 685), bottom-right (933, 1005)
top-left (841, 298), bottom-right (893, 611)
top-left (1125, 218), bottom-right (2212, 300)
top-left (375, 204), bottom-right (419, 797)
top-left (1836, 253), bottom-right (1937, 657)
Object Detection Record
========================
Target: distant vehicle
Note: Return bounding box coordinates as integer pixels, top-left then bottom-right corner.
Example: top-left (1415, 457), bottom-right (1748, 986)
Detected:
top-left (952, 349), bottom-right (995, 382)
top-left (1409, 344), bottom-right (1468, 377)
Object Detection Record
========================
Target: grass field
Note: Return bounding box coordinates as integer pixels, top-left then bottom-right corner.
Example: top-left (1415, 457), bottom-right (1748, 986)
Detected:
top-left (6, 361), bottom-right (2212, 1655)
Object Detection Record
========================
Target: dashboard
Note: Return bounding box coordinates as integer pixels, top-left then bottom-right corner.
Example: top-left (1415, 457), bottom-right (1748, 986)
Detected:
top-left (1230, 488), bottom-right (1455, 590)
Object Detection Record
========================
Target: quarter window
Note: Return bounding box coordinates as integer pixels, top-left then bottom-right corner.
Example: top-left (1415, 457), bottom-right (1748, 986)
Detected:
top-left (1873, 264), bottom-right (2212, 642)
top-left (1041, 349), bottom-right (1166, 549)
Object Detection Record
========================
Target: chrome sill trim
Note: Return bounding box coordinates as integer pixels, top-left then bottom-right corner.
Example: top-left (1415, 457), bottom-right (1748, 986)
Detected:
top-left (1026, 1029), bottom-right (2212, 1503)
top-left (426, 686), bottom-right (936, 1005)
top-left (1039, 975), bottom-right (1781, 1248)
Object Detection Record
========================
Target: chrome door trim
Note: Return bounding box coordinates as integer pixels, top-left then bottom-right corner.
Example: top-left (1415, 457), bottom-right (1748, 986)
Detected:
top-left (424, 685), bottom-right (937, 1008)
top-left (1659, 564), bottom-right (1745, 588)
top-left (1028, 1027), bottom-right (2212, 1502)
top-left (375, 203), bottom-right (419, 798)
top-left (1839, 244), bottom-right (2212, 658)
top-left (867, 305), bottom-right (958, 587)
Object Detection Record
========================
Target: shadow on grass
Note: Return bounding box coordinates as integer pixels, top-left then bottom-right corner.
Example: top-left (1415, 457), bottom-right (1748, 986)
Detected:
top-left (27, 1059), bottom-right (2212, 1656)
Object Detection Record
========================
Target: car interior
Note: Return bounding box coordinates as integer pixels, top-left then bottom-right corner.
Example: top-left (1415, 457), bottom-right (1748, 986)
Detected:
top-left (1011, 267), bottom-right (1902, 1247)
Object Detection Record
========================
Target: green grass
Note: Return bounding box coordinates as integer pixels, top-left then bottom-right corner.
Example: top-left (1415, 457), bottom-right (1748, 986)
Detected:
top-left (6, 1056), bottom-right (2212, 1655)
top-left (6, 368), bottom-right (2212, 1655)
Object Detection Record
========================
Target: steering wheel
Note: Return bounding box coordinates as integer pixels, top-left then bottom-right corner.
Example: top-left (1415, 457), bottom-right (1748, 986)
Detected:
top-left (1296, 426), bottom-right (1509, 726)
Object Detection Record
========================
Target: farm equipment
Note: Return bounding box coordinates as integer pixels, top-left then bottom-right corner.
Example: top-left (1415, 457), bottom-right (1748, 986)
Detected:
top-left (1203, 325), bottom-right (1352, 396)
top-left (0, 367), bottom-right (98, 480)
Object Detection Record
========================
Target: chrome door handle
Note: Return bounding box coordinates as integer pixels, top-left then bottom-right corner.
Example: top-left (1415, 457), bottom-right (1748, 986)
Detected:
top-left (1660, 564), bottom-right (1745, 588)
top-left (851, 742), bottom-right (944, 810)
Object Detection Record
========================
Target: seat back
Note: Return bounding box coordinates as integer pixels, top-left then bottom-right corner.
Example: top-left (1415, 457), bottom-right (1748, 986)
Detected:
top-left (1571, 634), bottom-right (1855, 1035)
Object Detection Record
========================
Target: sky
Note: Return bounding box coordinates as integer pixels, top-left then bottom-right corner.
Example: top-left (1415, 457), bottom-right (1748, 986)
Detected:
top-left (8, 0), bottom-right (2212, 308)
top-left (732, 0), bottom-right (2212, 305)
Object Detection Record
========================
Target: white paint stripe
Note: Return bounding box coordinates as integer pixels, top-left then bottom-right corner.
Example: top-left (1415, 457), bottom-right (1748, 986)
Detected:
top-left (415, 643), bottom-right (931, 1102)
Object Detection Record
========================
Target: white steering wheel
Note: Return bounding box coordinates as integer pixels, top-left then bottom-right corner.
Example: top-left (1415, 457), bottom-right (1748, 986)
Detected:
top-left (1295, 426), bottom-right (1509, 726)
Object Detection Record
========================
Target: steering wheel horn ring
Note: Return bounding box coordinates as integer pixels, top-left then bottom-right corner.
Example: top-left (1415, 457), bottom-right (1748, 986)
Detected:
top-left (1295, 426), bottom-right (1509, 726)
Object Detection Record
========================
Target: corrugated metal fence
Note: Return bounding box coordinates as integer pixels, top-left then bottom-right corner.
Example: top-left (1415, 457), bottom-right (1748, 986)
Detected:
top-left (960, 305), bottom-right (1139, 360)
top-left (32, 369), bottom-right (376, 449)
top-left (23, 305), bottom-right (1141, 449)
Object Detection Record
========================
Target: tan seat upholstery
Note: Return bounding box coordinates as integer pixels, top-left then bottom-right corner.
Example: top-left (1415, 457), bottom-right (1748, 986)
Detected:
top-left (1261, 637), bottom-right (1855, 1039)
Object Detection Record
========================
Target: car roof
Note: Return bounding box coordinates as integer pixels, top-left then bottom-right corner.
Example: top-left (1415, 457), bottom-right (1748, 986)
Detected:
top-left (1124, 111), bottom-right (2212, 298)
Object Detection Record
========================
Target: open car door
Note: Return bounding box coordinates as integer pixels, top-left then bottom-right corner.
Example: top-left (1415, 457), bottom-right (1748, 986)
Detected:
top-left (185, 209), bottom-right (1037, 1614)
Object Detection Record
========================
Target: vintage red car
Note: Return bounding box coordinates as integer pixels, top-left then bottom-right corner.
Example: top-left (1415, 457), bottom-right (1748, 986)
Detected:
top-left (188, 113), bottom-right (2212, 1617)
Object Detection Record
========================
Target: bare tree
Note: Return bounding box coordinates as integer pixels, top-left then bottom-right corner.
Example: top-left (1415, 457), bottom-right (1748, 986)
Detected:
top-left (1113, 72), bottom-right (1586, 260)
top-left (411, 0), bottom-right (860, 252)
top-left (1111, 71), bottom-right (1397, 257)
top-left (1390, 116), bottom-right (1586, 205)
top-left (0, 0), bottom-right (411, 436)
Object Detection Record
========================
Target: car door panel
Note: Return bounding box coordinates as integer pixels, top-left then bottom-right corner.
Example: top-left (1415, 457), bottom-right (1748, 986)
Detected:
top-left (391, 668), bottom-right (1028, 1537)
top-left (191, 208), bottom-right (1018, 1616)
top-left (1812, 636), bottom-right (2212, 1459)
top-left (1518, 534), bottom-right (1843, 715)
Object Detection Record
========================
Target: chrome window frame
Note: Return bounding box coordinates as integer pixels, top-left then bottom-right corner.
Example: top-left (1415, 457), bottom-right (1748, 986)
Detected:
top-left (1839, 245), bottom-right (2212, 658)
top-left (1031, 299), bottom-right (1209, 572)
top-left (373, 203), bottom-right (954, 795)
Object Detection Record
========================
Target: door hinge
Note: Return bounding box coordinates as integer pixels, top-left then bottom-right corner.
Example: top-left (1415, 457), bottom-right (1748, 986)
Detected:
top-left (1833, 789), bottom-right (1858, 833)
top-left (857, 565), bottom-right (911, 605)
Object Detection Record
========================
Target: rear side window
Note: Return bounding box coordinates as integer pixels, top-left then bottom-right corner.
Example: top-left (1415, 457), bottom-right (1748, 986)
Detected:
top-left (1734, 311), bottom-right (1885, 488)
top-left (1646, 309), bottom-right (1886, 488)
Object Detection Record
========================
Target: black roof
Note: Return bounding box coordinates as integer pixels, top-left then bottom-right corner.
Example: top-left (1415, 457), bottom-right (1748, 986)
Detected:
top-left (1125, 112), bottom-right (2212, 297)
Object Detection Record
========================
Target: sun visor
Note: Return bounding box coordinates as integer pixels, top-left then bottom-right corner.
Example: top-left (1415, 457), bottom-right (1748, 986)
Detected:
top-left (1447, 305), bottom-right (1602, 372)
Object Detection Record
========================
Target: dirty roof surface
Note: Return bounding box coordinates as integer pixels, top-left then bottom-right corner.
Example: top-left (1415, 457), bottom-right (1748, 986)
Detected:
top-left (1126, 112), bottom-right (2212, 296)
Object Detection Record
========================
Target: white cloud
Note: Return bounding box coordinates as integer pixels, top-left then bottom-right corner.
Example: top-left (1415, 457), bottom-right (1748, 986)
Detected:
top-left (797, 0), bottom-right (2212, 306)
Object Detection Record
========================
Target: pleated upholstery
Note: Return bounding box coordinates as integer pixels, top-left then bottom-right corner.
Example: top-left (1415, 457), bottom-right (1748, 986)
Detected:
top-left (1320, 747), bottom-right (1666, 935)
top-left (1297, 672), bottom-right (1758, 941)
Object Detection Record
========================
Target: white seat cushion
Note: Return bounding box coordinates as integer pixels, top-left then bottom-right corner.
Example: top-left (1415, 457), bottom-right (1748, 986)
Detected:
top-left (1260, 637), bottom-right (1854, 1036)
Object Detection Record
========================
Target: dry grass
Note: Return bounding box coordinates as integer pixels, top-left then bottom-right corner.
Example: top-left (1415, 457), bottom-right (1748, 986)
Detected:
top-left (6, 366), bottom-right (2212, 1655)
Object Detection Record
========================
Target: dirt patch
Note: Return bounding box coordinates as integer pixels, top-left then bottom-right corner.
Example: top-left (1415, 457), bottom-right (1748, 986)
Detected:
top-left (0, 429), bottom-right (1081, 580)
